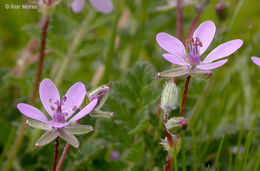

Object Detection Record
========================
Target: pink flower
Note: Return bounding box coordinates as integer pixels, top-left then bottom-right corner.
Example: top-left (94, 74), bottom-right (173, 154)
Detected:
top-left (71, 0), bottom-right (113, 14)
top-left (17, 79), bottom-right (98, 148)
top-left (156, 20), bottom-right (243, 78)
top-left (251, 56), bottom-right (260, 67)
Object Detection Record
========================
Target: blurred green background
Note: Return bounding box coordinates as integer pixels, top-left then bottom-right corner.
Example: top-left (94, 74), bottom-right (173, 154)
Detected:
top-left (0, 0), bottom-right (260, 170)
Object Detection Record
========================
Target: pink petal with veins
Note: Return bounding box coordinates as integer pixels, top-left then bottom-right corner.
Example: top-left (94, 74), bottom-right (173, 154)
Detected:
top-left (71, 0), bottom-right (85, 13)
top-left (69, 98), bottom-right (98, 123)
top-left (62, 82), bottom-right (86, 120)
top-left (17, 103), bottom-right (49, 123)
top-left (251, 56), bottom-right (260, 67)
top-left (202, 39), bottom-right (243, 64)
top-left (193, 21), bottom-right (216, 55)
top-left (89, 0), bottom-right (113, 14)
top-left (197, 59), bottom-right (228, 70)
top-left (156, 32), bottom-right (186, 60)
top-left (39, 79), bottom-right (60, 117)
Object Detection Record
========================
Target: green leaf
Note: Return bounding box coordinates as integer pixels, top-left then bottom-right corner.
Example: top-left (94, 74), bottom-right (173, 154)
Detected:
top-left (126, 141), bottom-right (143, 162)
top-left (129, 119), bottom-right (149, 135)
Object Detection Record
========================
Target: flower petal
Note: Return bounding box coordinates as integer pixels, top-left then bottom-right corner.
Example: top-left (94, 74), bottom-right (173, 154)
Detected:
top-left (89, 0), bottom-right (114, 14)
top-left (17, 103), bottom-right (49, 123)
top-left (162, 53), bottom-right (189, 66)
top-left (196, 59), bottom-right (228, 70)
top-left (193, 20), bottom-right (216, 55)
top-left (202, 39), bottom-right (243, 64)
top-left (62, 82), bottom-right (86, 120)
top-left (35, 130), bottom-right (59, 147)
top-left (26, 120), bottom-right (52, 130)
top-left (58, 129), bottom-right (79, 148)
top-left (68, 98), bottom-right (98, 123)
top-left (39, 79), bottom-right (60, 117)
top-left (251, 56), bottom-right (260, 67)
top-left (64, 125), bottom-right (93, 135)
top-left (71, 0), bottom-right (85, 13)
top-left (156, 67), bottom-right (189, 78)
top-left (156, 32), bottom-right (186, 60)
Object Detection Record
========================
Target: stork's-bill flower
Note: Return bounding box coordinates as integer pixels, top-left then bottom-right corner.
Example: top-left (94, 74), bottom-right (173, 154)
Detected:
top-left (71, 0), bottom-right (113, 14)
top-left (156, 20), bottom-right (243, 78)
top-left (17, 79), bottom-right (98, 148)
top-left (251, 56), bottom-right (260, 67)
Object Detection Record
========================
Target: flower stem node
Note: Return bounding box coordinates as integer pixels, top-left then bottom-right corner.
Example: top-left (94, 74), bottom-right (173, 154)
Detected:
top-left (166, 117), bottom-right (187, 134)
top-left (160, 80), bottom-right (179, 113)
top-left (160, 135), bottom-right (181, 158)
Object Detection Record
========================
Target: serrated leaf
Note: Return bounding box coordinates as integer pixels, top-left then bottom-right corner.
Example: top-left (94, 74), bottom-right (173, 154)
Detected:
top-left (129, 120), bottom-right (149, 135)
top-left (126, 141), bottom-right (143, 162)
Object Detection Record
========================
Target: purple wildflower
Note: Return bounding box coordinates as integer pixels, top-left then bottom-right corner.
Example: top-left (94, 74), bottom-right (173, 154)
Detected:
top-left (156, 20), bottom-right (243, 78)
top-left (110, 150), bottom-right (120, 160)
top-left (17, 79), bottom-right (98, 148)
top-left (251, 56), bottom-right (260, 67)
top-left (71, 0), bottom-right (113, 14)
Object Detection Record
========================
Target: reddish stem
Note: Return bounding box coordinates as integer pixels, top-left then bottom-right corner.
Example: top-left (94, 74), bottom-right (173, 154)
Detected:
top-left (56, 120), bottom-right (80, 170)
top-left (165, 156), bottom-right (173, 171)
top-left (56, 143), bottom-right (70, 171)
top-left (29, 15), bottom-right (50, 105)
top-left (52, 137), bottom-right (60, 171)
top-left (180, 75), bottom-right (191, 117)
top-left (176, 0), bottom-right (182, 40)
top-left (186, 7), bottom-right (203, 40)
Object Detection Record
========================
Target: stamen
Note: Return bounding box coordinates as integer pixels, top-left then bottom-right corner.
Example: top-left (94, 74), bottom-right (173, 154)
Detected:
top-left (49, 98), bottom-right (52, 103)
top-left (62, 96), bottom-right (67, 103)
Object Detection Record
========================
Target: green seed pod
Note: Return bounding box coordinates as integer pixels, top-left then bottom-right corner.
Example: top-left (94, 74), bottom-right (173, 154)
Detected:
top-left (160, 80), bottom-right (179, 112)
top-left (90, 109), bottom-right (114, 118)
top-left (166, 117), bottom-right (187, 134)
top-left (88, 84), bottom-right (110, 110)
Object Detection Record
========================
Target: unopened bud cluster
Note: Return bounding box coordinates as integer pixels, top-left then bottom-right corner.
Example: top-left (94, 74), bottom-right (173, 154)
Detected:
top-left (160, 80), bottom-right (187, 156)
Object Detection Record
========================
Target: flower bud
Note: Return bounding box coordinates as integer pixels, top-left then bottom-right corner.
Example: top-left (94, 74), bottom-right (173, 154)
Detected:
top-left (166, 117), bottom-right (187, 134)
top-left (215, 0), bottom-right (228, 22)
top-left (160, 80), bottom-right (179, 112)
top-left (90, 109), bottom-right (114, 118)
top-left (88, 84), bottom-right (110, 109)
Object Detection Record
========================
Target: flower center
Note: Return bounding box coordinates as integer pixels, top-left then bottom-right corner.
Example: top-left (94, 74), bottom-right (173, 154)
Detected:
top-left (51, 96), bottom-right (67, 123)
top-left (187, 37), bottom-right (202, 65)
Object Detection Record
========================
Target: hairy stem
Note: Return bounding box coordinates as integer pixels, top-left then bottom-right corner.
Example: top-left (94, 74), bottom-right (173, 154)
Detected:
top-left (3, 15), bottom-right (50, 171)
top-left (52, 137), bottom-right (60, 171)
top-left (176, 0), bottom-right (182, 40)
top-left (164, 111), bottom-right (174, 171)
top-left (180, 75), bottom-right (191, 117)
top-left (56, 143), bottom-right (70, 171)
top-left (165, 156), bottom-right (173, 171)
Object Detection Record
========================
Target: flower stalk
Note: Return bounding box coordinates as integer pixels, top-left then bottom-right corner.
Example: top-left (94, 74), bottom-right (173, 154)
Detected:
top-left (53, 137), bottom-right (60, 171)
top-left (177, 0), bottom-right (182, 40)
top-left (180, 75), bottom-right (191, 117)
